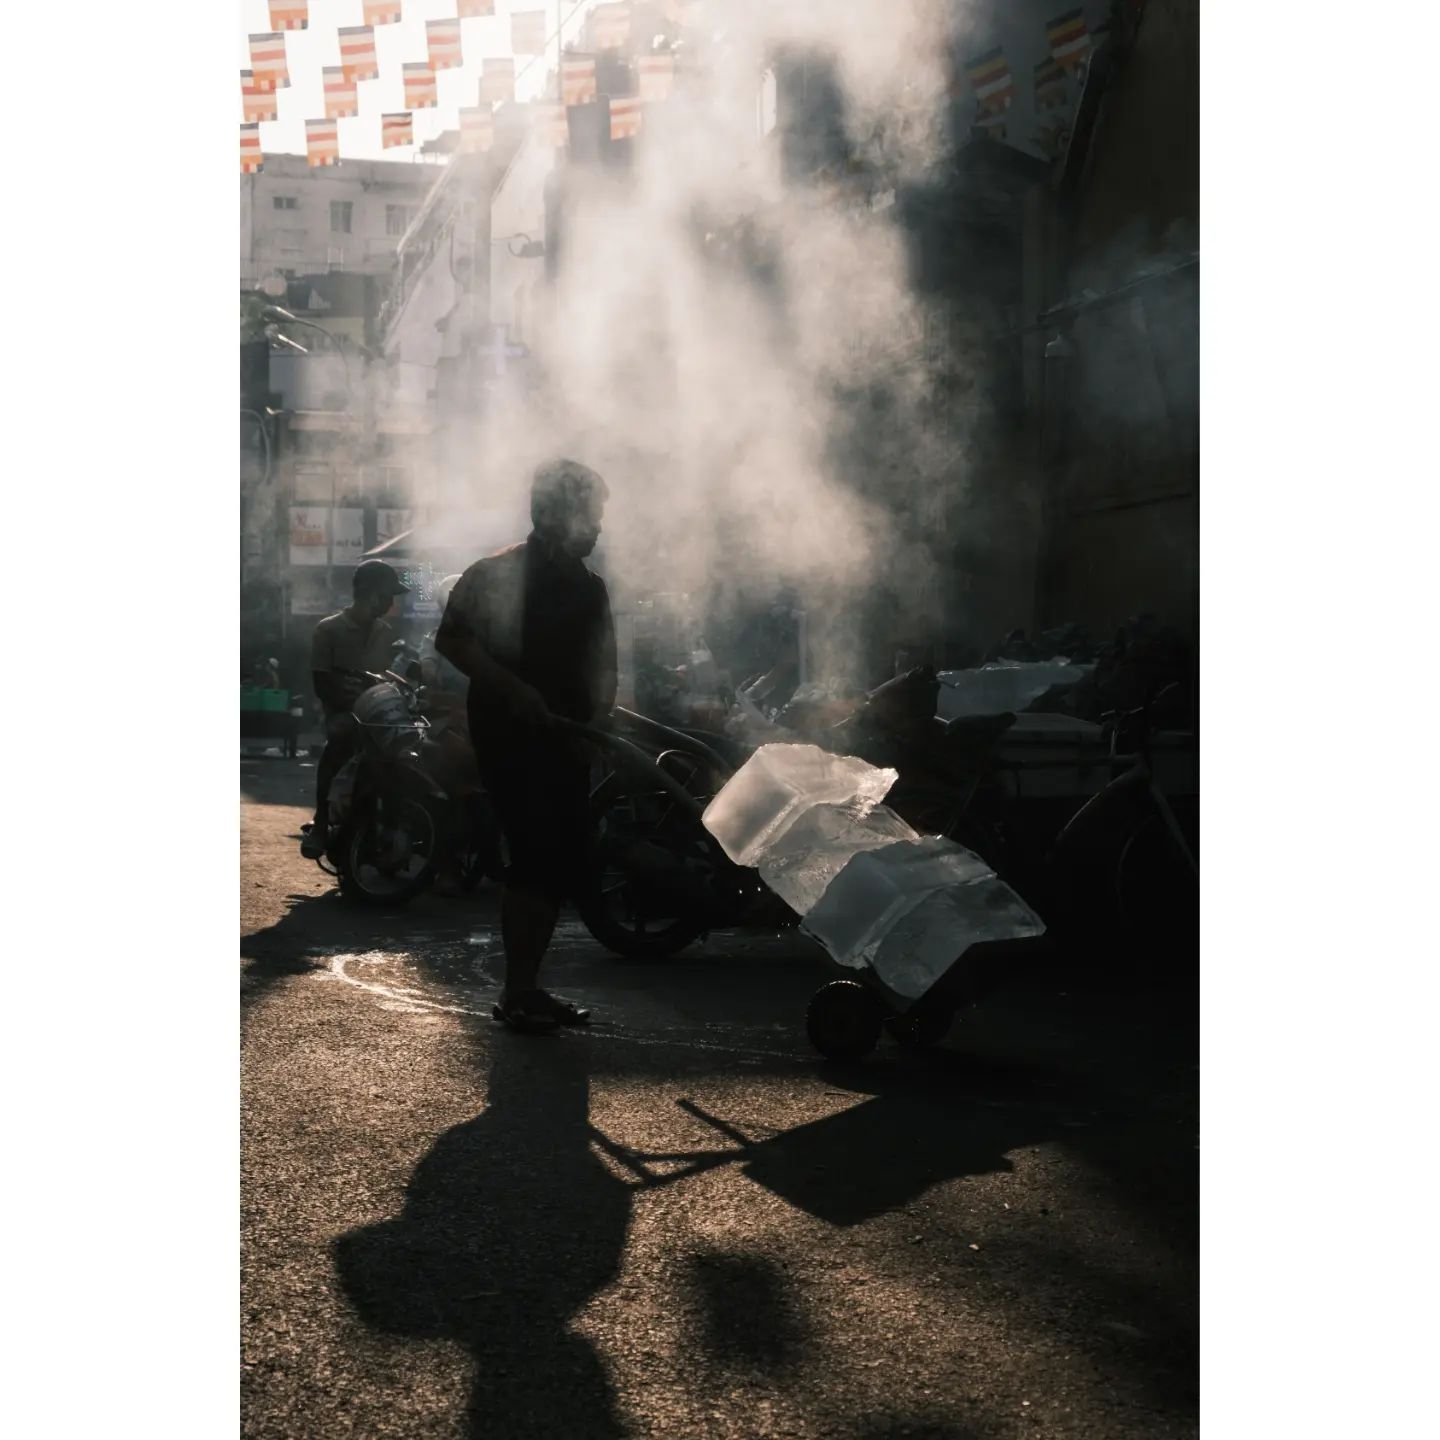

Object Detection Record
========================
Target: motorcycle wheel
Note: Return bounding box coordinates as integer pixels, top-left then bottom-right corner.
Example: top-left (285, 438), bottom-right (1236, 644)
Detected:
top-left (575, 774), bottom-right (710, 961)
top-left (338, 794), bottom-right (439, 905)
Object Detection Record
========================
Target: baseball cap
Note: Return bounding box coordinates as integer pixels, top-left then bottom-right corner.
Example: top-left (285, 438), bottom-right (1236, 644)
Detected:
top-left (353, 559), bottom-right (410, 596)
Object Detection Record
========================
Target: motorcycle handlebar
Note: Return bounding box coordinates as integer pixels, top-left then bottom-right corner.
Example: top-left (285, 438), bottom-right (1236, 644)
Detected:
top-left (551, 717), bottom-right (712, 827)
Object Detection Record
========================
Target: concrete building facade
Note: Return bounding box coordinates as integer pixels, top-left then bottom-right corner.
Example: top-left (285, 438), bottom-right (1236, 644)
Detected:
top-left (241, 153), bottom-right (441, 291)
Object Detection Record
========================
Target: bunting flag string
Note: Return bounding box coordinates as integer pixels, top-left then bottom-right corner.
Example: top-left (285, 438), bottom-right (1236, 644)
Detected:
top-left (591, 3), bottom-right (632, 52)
top-left (427, 18), bottom-right (463, 71)
top-left (382, 112), bottom-right (414, 149)
top-left (533, 101), bottom-right (569, 149)
top-left (249, 33), bottom-right (290, 91)
top-left (609, 94), bottom-right (642, 141)
top-left (242, 71), bottom-right (279, 124)
top-left (403, 63), bottom-right (439, 110)
top-left (511, 10), bottom-right (547, 56)
top-left (268, 1), bottom-right (308, 31)
top-left (1045, 10), bottom-right (1092, 73)
top-left (460, 106), bottom-right (494, 152)
top-left (562, 56), bottom-right (597, 106)
top-left (324, 66), bottom-right (360, 120)
top-left (363, 1), bottom-right (402, 25)
top-left (338, 26), bottom-right (380, 83)
top-left (241, 122), bottom-right (264, 173)
top-left (636, 53), bottom-right (675, 103)
top-left (1033, 57), bottom-right (1067, 111)
top-left (480, 57), bottom-right (516, 105)
top-left (965, 47), bottom-right (1014, 113)
top-left (306, 117), bottom-right (340, 167)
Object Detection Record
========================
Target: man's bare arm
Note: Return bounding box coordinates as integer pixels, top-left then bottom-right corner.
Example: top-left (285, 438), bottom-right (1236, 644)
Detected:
top-left (594, 586), bottom-right (618, 721)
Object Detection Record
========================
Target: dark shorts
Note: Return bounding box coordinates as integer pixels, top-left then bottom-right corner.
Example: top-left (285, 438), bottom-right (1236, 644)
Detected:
top-left (473, 733), bottom-right (594, 902)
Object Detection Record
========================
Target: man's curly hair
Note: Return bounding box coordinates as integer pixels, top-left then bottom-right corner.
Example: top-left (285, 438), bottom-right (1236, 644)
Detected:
top-left (531, 458), bottom-right (608, 529)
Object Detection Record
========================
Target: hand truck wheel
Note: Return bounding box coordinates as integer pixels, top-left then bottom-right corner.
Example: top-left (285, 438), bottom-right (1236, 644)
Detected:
top-left (886, 1005), bottom-right (953, 1051)
top-left (806, 980), bottom-right (886, 1062)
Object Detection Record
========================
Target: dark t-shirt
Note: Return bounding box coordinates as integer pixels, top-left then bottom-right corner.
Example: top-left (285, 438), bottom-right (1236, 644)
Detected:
top-left (439, 535), bottom-right (616, 746)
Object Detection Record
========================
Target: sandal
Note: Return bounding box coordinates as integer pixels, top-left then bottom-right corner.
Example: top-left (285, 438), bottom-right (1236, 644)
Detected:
top-left (492, 991), bottom-right (561, 1033)
top-left (535, 990), bottom-right (591, 1027)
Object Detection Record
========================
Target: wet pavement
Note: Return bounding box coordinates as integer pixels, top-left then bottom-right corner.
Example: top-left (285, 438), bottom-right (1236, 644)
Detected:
top-left (242, 756), bottom-right (1198, 1439)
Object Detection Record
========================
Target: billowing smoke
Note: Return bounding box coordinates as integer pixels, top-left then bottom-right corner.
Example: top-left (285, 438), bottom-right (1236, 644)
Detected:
top-left (442, 0), bottom-right (981, 685)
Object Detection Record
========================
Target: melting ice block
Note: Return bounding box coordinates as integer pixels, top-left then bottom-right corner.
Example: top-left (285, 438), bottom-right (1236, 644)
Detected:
top-left (936, 661), bottom-right (1094, 720)
top-left (860, 874), bottom-right (1046, 1001)
top-left (801, 837), bottom-right (1045, 999)
top-left (701, 744), bottom-right (898, 869)
top-left (756, 803), bottom-right (919, 918)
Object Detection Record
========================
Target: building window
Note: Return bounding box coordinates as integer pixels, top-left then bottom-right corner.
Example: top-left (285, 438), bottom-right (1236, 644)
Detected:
top-left (330, 200), bottom-right (353, 234)
top-left (386, 204), bottom-right (416, 238)
top-left (273, 195), bottom-right (298, 210)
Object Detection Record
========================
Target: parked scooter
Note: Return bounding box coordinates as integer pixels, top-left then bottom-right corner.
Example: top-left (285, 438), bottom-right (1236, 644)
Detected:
top-left (314, 669), bottom-right (503, 904)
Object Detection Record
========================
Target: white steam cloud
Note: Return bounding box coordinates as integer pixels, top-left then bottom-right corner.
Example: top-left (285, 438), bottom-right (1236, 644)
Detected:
top-left (438, 0), bottom-right (984, 682)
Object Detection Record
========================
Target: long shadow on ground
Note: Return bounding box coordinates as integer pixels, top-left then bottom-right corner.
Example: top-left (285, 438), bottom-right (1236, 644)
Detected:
top-left (333, 1040), bottom-right (633, 1439)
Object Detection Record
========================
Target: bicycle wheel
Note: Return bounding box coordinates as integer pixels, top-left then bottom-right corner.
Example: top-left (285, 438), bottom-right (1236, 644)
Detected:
top-left (1115, 811), bottom-right (1198, 950)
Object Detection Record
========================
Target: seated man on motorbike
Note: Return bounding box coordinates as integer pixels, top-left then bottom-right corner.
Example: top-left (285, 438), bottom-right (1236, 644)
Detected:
top-left (435, 459), bottom-right (616, 1031)
top-left (300, 559), bottom-right (410, 860)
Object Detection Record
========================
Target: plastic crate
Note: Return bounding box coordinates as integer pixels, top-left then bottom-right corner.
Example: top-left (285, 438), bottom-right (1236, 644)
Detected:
top-left (257, 688), bottom-right (290, 713)
top-left (240, 686), bottom-right (264, 712)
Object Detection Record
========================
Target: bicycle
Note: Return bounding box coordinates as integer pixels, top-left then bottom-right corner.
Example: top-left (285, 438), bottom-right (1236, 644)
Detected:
top-left (1045, 683), bottom-right (1198, 964)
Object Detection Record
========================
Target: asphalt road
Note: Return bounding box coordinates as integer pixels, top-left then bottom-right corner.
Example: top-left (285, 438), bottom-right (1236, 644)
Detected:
top-left (242, 756), bottom-right (1198, 1440)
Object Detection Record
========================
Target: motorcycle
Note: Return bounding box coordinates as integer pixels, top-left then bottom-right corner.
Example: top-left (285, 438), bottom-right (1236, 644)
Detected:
top-left (571, 673), bottom-right (1026, 962)
top-left (316, 669), bottom-right (504, 904)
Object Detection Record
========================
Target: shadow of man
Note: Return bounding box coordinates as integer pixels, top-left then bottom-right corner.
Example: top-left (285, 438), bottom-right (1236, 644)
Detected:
top-left (333, 1040), bottom-right (632, 1438)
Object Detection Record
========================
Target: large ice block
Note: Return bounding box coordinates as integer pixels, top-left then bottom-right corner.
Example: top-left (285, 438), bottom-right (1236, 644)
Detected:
top-left (701, 743), bottom-right (898, 868)
top-left (756, 803), bottom-right (919, 917)
top-left (858, 875), bottom-right (1046, 1001)
top-left (802, 836), bottom-right (1045, 999)
top-left (936, 661), bottom-right (1094, 720)
top-left (801, 837), bottom-right (994, 967)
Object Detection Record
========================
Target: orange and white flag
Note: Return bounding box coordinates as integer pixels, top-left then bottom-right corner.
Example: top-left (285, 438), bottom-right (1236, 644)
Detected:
top-left (480, 57), bottom-right (515, 105)
top-left (403, 63), bottom-right (438, 110)
top-left (268, 1), bottom-right (307, 31)
top-left (306, 117), bottom-right (339, 167)
top-left (427, 18), bottom-right (463, 71)
top-left (323, 67), bottom-right (360, 120)
top-left (382, 112), bottom-right (414, 149)
top-left (460, 106), bottom-right (494, 153)
top-left (240, 123), bottom-right (263, 173)
top-left (533, 101), bottom-right (569, 148)
top-left (249, 33), bottom-right (289, 91)
top-left (1045, 10), bottom-right (1092, 74)
top-left (610, 94), bottom-right (642, 140)
top-left (363, 0), bottom-right (402, 25)
top-left (338, 26), bottom-right (379, 83)
top-left (561, 56), bottom-right (597, 105)
top-left (457, 0), bottom-right (494, 15)
top-left (511, 10), bottom-right (547, 56)
top-left (592, 3), bottom-right (631, 51)
top-left (637, 53), bottom-right (675, 103)
top-left (242, 71), bottom-right (279, 124)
